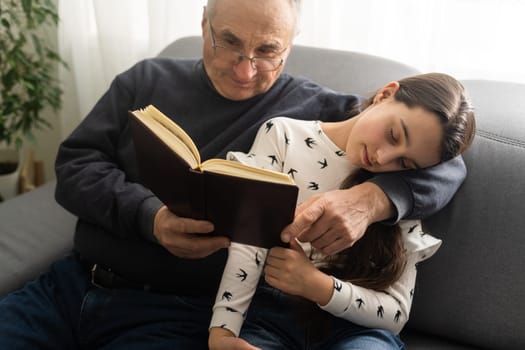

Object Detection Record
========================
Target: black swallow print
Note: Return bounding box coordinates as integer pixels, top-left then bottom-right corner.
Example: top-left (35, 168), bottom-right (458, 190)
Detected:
top-left (408, 224), bottom-right (418, 233)
top-left (377, 305), bottom-right (384, 318)
top-left (356, 298), bottom-right (365, 308)
top-left (222, 291), bottom-right (233, 301)
top-left (335, 150), bottom-right (345, 157)
top-left (284, 132), bottom-right (290, 145)
top-left (236, 268), bottom-right (248, 281)
top-left (255, 251), bottom-right (261, 267)
top-left (318, 158), bottom-right (328, 169)
top-left (268, 155), bottom-right (279, 165)
top-left (394, 310), bottom-right (401, 322)
top-left (287, 168), bottom-right (298, 179)
top-left (305, 137), bottom-right (316, 148)
top-left (334, 280), bottom-right (343, 292)
top-left (308, 182), bottom-right (319, 190)
top-left (265, 121), bottom-right (274, 133)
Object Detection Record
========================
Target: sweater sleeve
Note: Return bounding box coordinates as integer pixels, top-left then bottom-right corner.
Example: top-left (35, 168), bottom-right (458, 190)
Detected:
top-left (210, 243), bottom-right (267, 336)
top-left (54, 60), bottom-right (161, 241)
top-left (210, 119), bottom-right (286, 336)
top-left (319, 220), bottom-right (442, 334)
top-left (369, 155), bottom-right (466, 222)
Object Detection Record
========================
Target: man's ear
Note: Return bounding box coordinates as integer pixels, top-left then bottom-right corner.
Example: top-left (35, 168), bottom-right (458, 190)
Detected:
top-left (201, 6), bottom-right (208, 37)
top-left (373, 81), bottom-right (400, 104)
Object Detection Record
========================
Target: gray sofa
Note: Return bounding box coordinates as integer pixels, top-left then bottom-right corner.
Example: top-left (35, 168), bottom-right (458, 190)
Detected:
top-left (1, 36), bottom-right (524, 349)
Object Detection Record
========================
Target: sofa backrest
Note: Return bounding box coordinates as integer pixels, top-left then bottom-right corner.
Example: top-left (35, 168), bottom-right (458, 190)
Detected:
top-left (408, 80), bottom-right (525, 349)
top-left (157, 36), bottom-right (420, 95)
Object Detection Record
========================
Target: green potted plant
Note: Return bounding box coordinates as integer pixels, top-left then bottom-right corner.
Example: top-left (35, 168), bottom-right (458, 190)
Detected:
top-left (0, 0), bottom-right (66, 201)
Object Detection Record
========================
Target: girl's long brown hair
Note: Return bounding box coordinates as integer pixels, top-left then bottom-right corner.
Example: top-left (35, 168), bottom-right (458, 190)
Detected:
top-left (290, 169), bottom-right (407, 336)
top-left (319, 169), bottom-right (407, 291)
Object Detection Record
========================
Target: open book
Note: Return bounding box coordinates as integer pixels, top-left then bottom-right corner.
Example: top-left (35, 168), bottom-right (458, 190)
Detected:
top-left (129, 105), bottom-right (299, 248)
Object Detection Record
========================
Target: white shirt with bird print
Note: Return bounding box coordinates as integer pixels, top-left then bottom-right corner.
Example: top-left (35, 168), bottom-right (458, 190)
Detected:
top-left (209, 117), bottom-right (442, 336)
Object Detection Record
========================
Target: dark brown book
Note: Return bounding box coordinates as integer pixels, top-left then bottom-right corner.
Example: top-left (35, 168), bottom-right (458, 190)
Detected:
top-left (129, 105), bottom-right (299, 248)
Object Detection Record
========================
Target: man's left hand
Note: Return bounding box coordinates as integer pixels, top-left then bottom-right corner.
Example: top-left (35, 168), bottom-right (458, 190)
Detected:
top-left (280, 182), bottom-right (393, 255)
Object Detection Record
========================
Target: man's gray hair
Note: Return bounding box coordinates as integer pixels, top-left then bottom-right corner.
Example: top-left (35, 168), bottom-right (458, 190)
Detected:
top-left (206, 0), bottom-right (302, 36)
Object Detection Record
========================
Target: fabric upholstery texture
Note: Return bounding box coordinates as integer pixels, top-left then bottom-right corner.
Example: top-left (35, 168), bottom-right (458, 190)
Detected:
top-left (0, 181), bottom-right (76, 296)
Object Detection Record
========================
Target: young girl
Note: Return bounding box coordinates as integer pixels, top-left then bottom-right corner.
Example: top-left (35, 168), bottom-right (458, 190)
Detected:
top-left (208, 73), bottom-right (476, 350)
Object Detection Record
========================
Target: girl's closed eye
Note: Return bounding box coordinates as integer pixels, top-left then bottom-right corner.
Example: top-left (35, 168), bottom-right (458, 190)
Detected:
top-left (389, 128), bottom-right (398, 144)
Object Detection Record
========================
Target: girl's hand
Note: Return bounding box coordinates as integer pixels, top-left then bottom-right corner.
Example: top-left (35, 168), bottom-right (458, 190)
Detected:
top-left (209, 327), bottom-right (261, 350)
top-left (264, 239), bottom-right (334, 305)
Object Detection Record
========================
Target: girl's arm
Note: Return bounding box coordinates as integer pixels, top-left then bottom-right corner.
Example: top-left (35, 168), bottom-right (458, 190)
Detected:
top-left (209, 243), bottom-right (267, 337)
top-left (265, 238), bottom-right (416, 334)
top-left (266, 220), bottom-right (441, 335)
top-left (319, 258), bottom-right (418, 334)
top-left (209, 118), bottom-right (288, 340)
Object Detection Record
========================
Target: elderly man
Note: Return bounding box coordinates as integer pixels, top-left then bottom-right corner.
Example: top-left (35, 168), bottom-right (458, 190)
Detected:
top-left (0, 0), bottom-right (464, 349)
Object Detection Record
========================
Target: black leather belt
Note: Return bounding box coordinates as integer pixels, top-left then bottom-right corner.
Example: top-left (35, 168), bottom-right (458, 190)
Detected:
top-left (90, 263), bottom-right (157, 292)
top-left (77, 256), bottom-right (165, 293)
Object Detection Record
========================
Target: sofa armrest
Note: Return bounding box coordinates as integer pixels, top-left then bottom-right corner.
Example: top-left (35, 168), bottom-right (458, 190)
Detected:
top-left (0, 181), bottom-right (77, 297)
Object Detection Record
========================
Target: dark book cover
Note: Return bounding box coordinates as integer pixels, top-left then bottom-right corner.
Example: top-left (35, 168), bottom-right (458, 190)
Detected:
top-left (129, 111), bottom-right (299, 248)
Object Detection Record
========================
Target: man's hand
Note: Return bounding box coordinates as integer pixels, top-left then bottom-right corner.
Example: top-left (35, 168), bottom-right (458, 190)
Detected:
top-left (153, 206), bottom-right (230, 259)
top-left (209, 327), bottom-right (261, 350)
top-left (281, 182), bottom-right (394, 255)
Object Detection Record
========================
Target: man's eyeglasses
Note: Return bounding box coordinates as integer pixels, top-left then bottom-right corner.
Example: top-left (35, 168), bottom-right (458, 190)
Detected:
top-left (208, 21), bottom-right (286, 72)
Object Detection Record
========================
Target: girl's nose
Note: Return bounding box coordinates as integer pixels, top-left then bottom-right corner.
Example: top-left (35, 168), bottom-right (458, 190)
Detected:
top-left (376, 146), bottom-right (400, 165)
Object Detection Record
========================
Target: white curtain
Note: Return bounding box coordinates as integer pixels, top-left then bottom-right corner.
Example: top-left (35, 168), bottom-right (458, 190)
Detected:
top-left (58, 0), bottom-right (525, 136)
top-left (295, 0), bottom-right (525, 84)
top-left (58, 0), bottom-right (205, 135)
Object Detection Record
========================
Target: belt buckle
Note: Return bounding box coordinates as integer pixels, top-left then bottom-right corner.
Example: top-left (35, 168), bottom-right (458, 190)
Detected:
top-left (91, 264), bottom-right (104, 288)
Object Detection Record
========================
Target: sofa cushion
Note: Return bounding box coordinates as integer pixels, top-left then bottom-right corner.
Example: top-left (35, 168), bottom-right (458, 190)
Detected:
top-left (402, 329), bottom-right (482, 350)
top-left (0, 181), bottom-right (76, 297)
top-left (407, 80), bottom-right (525, 349)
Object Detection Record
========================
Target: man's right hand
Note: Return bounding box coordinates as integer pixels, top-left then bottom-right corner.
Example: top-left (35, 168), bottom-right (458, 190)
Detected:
top-left (153, 206), bottom-right (230, 259)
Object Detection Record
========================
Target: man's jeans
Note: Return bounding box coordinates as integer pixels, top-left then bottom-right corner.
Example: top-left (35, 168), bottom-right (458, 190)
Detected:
top-left (0, 255), bottom-right (404, 349)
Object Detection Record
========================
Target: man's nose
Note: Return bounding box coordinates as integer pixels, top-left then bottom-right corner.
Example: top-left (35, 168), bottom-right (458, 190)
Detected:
top-left (232, 58), bottom-right (257, 80)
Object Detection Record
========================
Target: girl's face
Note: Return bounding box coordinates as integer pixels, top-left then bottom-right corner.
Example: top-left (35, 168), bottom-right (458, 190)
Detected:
top-left (346, 92), bottom-right (443, 172)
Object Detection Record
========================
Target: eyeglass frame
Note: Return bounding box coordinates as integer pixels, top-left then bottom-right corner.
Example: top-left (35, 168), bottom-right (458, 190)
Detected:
top-left (207, 19), bottom-right (287, 72)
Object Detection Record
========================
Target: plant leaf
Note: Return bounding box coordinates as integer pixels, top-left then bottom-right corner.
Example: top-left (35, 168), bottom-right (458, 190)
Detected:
top-left (21, 0), bottom-right (33, 18)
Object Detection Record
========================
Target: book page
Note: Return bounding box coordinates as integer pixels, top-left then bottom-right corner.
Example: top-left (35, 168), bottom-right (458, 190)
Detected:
top-left (201, 158), bottom-right (295, 185)
top-left (133, 105), bottom-right (201, 168)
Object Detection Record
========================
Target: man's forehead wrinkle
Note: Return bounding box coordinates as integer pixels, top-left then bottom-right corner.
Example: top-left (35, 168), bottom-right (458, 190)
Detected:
top-left (217, 25), bottom-right (287, 51)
